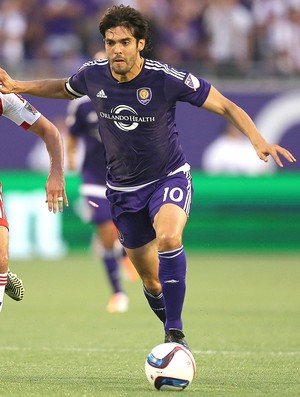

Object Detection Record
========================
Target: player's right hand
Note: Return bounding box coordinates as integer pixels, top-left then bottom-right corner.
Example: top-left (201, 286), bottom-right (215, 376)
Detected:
top-left (0, 68), bottom-right (15, 94)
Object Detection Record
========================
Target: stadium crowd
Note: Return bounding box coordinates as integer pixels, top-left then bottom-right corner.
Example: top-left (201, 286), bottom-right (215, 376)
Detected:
top-left (1, 0), bottom-right (300, 78)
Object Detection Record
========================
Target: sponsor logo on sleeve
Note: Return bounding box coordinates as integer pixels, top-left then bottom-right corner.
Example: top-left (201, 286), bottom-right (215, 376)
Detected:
top-left (184, 73), bottom-right (200, 91)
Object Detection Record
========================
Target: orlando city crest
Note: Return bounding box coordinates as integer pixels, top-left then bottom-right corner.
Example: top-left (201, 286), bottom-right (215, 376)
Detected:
top-left (137, 87), bottom-right (152, 105)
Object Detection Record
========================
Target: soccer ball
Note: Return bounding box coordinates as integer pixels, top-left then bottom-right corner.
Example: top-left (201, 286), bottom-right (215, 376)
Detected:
top-left (145, 343), bottom-right (196, 391)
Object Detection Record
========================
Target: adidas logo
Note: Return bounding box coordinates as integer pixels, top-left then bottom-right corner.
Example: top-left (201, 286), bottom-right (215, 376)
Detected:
top-left (96, 89), bottom-right (107, 98)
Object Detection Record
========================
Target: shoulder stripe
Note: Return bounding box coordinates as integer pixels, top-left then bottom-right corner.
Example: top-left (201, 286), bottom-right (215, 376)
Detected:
top-left (144, 59), bottom-right (186, 80)
top-left (78, 59), bottom-right (109, 71)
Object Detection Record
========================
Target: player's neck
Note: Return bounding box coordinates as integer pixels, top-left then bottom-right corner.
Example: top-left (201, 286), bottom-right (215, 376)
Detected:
top-left (113, 56), bottom-right (144, 83)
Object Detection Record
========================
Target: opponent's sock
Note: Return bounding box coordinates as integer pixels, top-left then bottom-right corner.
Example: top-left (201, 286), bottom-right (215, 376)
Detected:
top-left (158, 246), bottom-right (187, 333)
top-left (102, 248), bottom-right (123, 293)
top-left (0, 272), bottom-right (8, 313)
top-left (143, 286), bottom-right (166, 323)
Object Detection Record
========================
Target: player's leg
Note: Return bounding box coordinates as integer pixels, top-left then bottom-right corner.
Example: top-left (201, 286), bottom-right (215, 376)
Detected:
top-left (0, 185), bottom-right (24, 305)
top-left (96, 220), bottom-right (129, 313)
top-left (149, 171), bottom-right (193, 347)
top-left (0, 225), bottom-right (9, 312)
top-left (0, 182), bottom-right (9, 311)
top-left (153, 204), bottom-right (189, 347)
top-left (125, 239), bottom-right (166, 323)
top-left (87, 193), bottom-right (129, 313)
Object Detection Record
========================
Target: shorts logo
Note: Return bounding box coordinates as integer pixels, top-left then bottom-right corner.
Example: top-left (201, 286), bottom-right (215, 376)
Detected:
top-left (117, 229), bottom-right (124, 244)
top-left (25, 101), bottom-right (38, 114)
top-left (137, 87), bottom-right (152, 105)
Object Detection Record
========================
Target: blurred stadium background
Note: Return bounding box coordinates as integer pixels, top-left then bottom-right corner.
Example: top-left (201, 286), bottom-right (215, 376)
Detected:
top-left (1, 0), bottom-right (300, 259)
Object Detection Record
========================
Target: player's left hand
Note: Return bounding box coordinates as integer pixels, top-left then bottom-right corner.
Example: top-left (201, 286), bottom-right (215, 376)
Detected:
top-left (45, 174), bottom-right (68, 213)
top-left (256, 143), bottom-right (296, 167)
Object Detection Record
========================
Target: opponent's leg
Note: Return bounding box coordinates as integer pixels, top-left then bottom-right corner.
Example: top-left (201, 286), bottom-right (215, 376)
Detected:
top-left (0, 225), bottom-right (9, 312)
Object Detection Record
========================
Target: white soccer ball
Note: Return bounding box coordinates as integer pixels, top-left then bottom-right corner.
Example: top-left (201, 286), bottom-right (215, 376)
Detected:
top-left (145, 342), bottom-right (196, 391)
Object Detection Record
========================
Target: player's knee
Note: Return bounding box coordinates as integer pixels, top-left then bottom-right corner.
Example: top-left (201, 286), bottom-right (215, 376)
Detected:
top-left (156, 232), bottom-right (182, 252)
top-left (143, 277), bottom-right (161, 296)
top-left (143, 282), bottom-right (161, 296)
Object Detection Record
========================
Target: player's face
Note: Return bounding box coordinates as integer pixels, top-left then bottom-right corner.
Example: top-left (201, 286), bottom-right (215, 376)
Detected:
top-left (104, 26), bottom-right (145, 82)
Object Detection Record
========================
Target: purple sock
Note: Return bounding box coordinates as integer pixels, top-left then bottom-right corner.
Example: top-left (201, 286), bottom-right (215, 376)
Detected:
top-left (143, 286), bottom-right (166, 323)
top-left (158, 245), bottom-right (186, 333)
top-left (102, 248), bottom-right (122, 294)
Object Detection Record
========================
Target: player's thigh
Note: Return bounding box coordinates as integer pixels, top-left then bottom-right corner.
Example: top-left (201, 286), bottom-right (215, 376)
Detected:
top-left (153, 203), bottom-right (187, 245)
top-left (150, 172), bottom-right (193, 236)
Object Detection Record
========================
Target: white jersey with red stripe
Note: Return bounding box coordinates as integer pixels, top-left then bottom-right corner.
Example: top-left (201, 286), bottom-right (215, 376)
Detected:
top-left (0, 93), bottom-right (41, 228)
top-left (0, 92), bottom-right (41, 129)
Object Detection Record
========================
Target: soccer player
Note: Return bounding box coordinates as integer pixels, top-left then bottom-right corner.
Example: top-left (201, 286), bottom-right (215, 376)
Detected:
top-left (0, 5), bottom-right (296, 346)
top-left (0, 92), bottom-right (68, 312)
top-left (65, 95), bottom-right (138, 313)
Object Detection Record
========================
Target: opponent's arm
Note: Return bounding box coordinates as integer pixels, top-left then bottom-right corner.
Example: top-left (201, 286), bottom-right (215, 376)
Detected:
top-left (0, 67), bottom-right (73, 100)
top-left (29, 115), bottom-right (68, 213)
top-left (202, 86), bottom-right (296, 167)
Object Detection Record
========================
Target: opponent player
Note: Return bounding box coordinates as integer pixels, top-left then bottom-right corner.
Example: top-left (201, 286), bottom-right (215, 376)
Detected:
top-left (0, 92), bottom-right (68, 312)
top-left (0, 5), bottom-right (296, 346)
top-left (65, 94), bottom-right (138, 313)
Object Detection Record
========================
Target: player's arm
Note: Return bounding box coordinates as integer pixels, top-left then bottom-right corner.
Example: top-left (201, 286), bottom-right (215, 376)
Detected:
top-left (0, 67), bottom-right (73, 100)
top-left (201, 85), bottom-right (296, 167)
top-left (29, 115), bottom-right (68, 213)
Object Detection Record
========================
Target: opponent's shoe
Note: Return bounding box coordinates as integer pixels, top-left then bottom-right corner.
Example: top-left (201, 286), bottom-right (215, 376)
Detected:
top-left (5, 270), bottom-right (25, 301)
top-left (165, 329), bottom-right (189, 350)
top-left (106, 292), bottom-right (129, 313)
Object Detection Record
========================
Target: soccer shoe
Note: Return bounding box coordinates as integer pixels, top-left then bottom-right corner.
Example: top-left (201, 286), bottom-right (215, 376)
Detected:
top-left (106, 292), bottom-right (129, 313)
top-left (165, 329), bottom-right (189, 350)
top-left (5, 270), bottom-right (25, 301)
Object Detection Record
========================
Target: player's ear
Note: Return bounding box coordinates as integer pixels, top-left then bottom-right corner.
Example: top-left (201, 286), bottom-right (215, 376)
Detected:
top-left (138, 39), bottom-right (145, 52)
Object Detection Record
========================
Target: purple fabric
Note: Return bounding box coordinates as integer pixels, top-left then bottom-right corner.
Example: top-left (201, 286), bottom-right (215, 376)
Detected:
top-left (158, 246), bottom-right (187, 333)
top-left (102, 250), bottom-right (122, 294)
top-left (106, 171), bottom-right (193, 249)
top-left (67, 58), bottom-right (211, 186)
top-left (143, 287), bottom-right (166, 324)
top-left (85, 195), bottom-right (111, 224)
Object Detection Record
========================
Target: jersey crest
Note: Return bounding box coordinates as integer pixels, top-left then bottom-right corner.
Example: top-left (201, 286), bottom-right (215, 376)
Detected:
top-left (136, 87), bottom-right (152, 105)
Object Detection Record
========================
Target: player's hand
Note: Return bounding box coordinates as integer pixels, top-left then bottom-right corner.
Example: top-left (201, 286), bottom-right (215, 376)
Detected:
top-left (0, 68), bottom-right (16, 94)
top-left (256, 143), bottom-right (296, 167)
top-left (45, 173), bottom-right (69, 213)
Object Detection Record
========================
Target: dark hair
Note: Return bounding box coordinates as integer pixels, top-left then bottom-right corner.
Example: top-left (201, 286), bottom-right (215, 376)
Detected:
top-left (99, 4), bottom-right (151, 54)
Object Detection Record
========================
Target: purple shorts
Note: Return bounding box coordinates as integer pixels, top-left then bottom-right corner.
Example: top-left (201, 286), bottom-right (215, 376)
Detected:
top-left (106, 171), bottom-right (193, 249)
top-left (85, 195), bottom-right (112, 225)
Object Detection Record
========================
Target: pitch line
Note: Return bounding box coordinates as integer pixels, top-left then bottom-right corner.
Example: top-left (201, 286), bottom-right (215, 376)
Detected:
top-left (0, 346), bottom-right (299, 356)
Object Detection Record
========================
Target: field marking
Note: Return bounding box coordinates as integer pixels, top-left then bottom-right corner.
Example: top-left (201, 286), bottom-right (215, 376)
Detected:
top-left (0, 346), bottom-right (299, 356)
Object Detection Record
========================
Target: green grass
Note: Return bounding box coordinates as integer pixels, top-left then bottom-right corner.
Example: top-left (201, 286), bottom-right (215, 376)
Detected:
top-left (1, 252), bottom-right (299, 396)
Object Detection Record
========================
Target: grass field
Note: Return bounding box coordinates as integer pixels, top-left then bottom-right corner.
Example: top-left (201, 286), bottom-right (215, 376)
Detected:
top-left (0, 251), bottom-right (299, 396)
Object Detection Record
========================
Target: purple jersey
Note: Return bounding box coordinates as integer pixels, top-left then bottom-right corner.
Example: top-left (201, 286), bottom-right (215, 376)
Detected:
top-left (66, 96), bottom-right (107, 185)
top-left (66, 58), bottom-right (211, 188)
